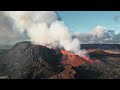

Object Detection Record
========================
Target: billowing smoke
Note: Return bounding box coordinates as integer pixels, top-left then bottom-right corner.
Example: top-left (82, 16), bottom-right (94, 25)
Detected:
top-left (1, 11), bottom-right (120, 52)
top-left (75, 25), bottom-right (120, 44)
top-left (0, 12), bottom-right (29, 45)
top-left (4, 11), bottom-right (80, 54)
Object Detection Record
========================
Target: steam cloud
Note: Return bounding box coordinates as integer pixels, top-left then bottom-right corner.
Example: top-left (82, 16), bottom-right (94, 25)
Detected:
top-left (0, 12), bottom-right (29, 45)
top-left (4, 11), bottom-right (80, 54)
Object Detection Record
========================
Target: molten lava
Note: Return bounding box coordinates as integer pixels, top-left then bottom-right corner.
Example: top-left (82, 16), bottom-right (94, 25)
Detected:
top-left (60, 50), bottom-right (96, 67)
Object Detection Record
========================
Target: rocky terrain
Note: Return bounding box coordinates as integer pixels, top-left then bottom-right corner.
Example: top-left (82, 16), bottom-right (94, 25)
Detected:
top-left (0, 41), bottom-right (63, 79)
top-left (0, 42), bottom-right (120, 79)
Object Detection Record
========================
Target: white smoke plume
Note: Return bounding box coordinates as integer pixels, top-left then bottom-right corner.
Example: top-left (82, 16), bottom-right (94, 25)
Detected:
top-left (2, 11), bottom-right (120, 53)
top-left (0, 12), bottom-right (29, 45)
top-left (4, 11), bottom-right (81, 54)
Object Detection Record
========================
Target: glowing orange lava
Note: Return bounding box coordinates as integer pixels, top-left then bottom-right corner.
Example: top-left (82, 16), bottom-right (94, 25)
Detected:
top-left (60, 50), bottom-right (95, 67)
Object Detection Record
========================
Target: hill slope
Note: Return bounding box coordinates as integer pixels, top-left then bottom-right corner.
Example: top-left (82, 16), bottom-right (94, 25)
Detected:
top-left (0, 41), bottom-right (63, 79)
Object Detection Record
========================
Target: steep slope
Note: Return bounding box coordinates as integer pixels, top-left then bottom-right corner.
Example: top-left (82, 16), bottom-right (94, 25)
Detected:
top-left (0, 41), bottom-right (63, 79)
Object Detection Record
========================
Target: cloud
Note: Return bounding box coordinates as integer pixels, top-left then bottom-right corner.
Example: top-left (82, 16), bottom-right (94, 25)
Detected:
top-left (75, 25), bottom-right (120, 44)
top-left (113, 15), bottom-right (120, 23)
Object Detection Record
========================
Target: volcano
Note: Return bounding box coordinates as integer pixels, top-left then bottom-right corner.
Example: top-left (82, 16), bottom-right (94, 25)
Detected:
top-left (1, 41), bottom-right (117, 79)
top-left (0, 41), bottom-right (98, 79)
top-left (60, 50), bottom-right (96, 67)
top-left (0, 41), bottom-right (63, 79)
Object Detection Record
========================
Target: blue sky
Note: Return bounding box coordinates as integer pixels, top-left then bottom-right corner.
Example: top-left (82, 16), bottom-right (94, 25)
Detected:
top-left (57, 11), bottom-right (120, 33)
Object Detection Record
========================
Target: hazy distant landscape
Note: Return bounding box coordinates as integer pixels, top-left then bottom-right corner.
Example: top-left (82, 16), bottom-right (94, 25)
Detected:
top-left (1, 44), bottom-right (120, 50)
top-left (0, 45), bottom-right (12, 49)
top-left (0, 45), bottom-right (12, 55)
top-left (81, 44), bottom-right (120, 50)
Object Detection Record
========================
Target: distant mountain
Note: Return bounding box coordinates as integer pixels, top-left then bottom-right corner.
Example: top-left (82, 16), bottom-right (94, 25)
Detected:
top-left (81, 44), bottom-right (120, 50)
top-left (0, 45), bottom-right (12, 49)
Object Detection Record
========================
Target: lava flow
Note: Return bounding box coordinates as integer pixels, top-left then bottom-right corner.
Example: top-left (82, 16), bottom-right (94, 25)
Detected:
top-left (60, 50), bottom-right (97, 67)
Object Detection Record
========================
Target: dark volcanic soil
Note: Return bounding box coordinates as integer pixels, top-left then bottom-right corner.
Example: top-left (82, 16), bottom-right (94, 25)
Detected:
top-left (0, 42), bottom-right (120, 79)
top-left (79, 50), bottom-right (120, 79)
top-left (0, 41), bottom-right (63, 79)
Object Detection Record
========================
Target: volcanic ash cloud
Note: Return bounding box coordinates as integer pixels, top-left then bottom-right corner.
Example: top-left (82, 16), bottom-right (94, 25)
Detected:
top-left (4, 11), bottom-right (81, 54)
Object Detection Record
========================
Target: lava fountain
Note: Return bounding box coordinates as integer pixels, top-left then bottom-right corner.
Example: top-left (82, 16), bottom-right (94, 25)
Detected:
top-left (60, 50), bottom-right (99, 67)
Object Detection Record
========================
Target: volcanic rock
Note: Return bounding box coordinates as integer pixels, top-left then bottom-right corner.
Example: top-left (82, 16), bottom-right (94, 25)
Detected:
top-left (0, 41), bottom-right (63, 79)
top-left (1, 41), bottom-right (120, 79)
top-left (74, 61), bottom-right (120, 79)
top-left (49, 65), bottom-right (76, 79)
top-left (88, 50), bottom-right (113, 56)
